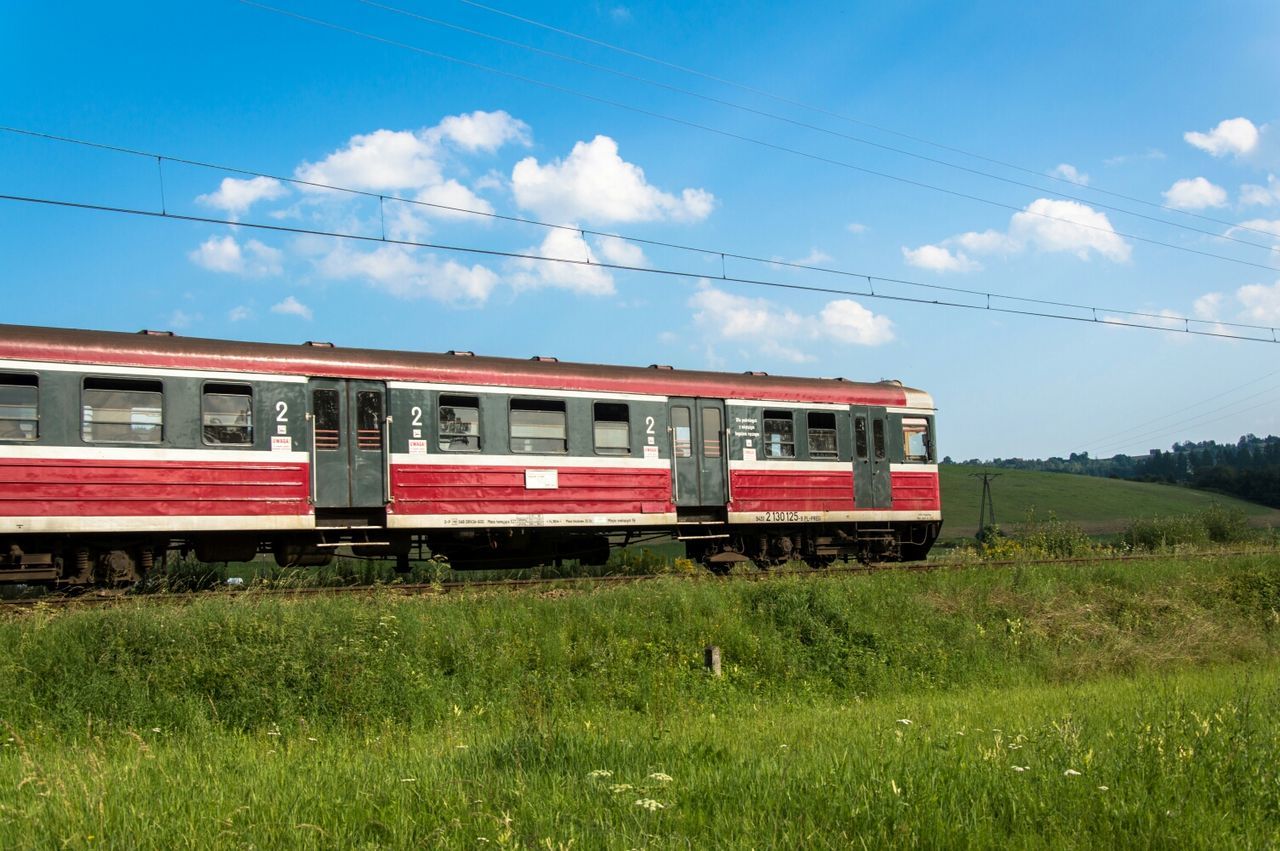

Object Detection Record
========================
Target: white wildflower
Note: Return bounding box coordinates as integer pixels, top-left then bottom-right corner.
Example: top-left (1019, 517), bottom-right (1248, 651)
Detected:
top-left (1012, 766), bottom-right (1028, 773)
top-left (587, 769), bottom-right (612, 779)
top-left (647, 773), bottom-right (673, 783)
top-left (150, 728), bottom-right (161, 734)
top-left (1097, 785), bottom-right (1109, 791)
top-left (307, 737), bottom-right (318, 743)
top-left (455, 744), bottom-right (469, 750)
top-left (1064, 769), bottom-right (1082, 777)
top-left (890, 779), bottom-right (901, 796)
top-left (400, 778), bottom-right (416, 783)
top-left (634, 798), bottom-right (665, 811)
top-left (609, 784), bottom-right (634, 794)
top-left (896, 719), bottom-right (913, 725)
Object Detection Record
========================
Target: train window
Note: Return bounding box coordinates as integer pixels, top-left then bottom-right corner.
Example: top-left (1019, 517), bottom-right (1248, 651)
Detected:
top-left (356, 392), bottom-right (383, 450)
top-left (313, 389), bottom-right (340, 451)
top-left (593, 402), bottom-right (630, 455)
top-left (702, 407), bottom-right (722, 459)
top-left (873, 418), bottom-right (886, 460)
top-left (0, 374), bottom-right (38, 441)
top-left (510, 399), bottom-right (567, 454)
top-left (202, 384), bottom-right (252, 446)
top-left (672, 407), bottom-right (692, 457)
top-left (807, 412), bottom-right (838, 459)
top-left (854, 416), bottom-right (868, 460)
top-left (82, 378), bottom-right (163, 444)
top-left (763, 410), bottom-right (795, 458)
top-left (903, 417), bottom-right (930, 462)
top-left (439, 395), bottom-right (481, 451)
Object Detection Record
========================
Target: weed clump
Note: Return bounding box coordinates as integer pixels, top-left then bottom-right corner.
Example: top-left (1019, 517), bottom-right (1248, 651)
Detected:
top-left (1124, 504), bottom-right (1252, 551)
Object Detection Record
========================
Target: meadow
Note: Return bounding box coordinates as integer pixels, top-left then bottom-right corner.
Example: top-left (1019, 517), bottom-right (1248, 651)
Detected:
top-left (3, 553), bottom-right (1280, 846)
top-left (939, 464), bottom-right (1280, 539)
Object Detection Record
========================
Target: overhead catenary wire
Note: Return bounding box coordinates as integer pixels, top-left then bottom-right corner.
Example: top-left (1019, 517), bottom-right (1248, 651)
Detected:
top-left (4, 123), bottom-right (1280, 338)
top-left (2, 188), bottom-right (1277, 347)
top-left (1089, 391), bottom-right (1280, 456)
top-left (1078, 367), bottom-right (1280, 451)
top-left (233, 0), bottom-right (1280, 277)
top-left (450, 0), bottom-right (1280, 242)
top-left (357, 0), bottom-right (1280, 251)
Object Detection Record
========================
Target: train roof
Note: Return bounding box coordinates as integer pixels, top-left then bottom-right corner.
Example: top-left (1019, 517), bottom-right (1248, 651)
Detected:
top-left (0, 324), bottom-right (934, 409)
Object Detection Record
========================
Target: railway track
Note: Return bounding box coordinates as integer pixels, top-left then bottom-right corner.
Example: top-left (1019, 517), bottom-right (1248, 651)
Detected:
top-left (2, 547), bottom-right (1276, 609)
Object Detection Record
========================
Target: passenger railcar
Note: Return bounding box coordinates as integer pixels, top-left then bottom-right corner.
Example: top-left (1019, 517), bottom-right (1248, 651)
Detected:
top-left (0, 324), bottom-right (940, 585)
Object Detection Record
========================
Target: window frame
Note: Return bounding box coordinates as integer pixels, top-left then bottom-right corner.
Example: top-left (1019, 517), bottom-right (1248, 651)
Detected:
top-left (312, 388), bottom-right (341, 452)
top-left (81, 376), bottom-right (165, 445)
top-left (509, 397), bottom-right (569, 455)
top-left (901, 417), bottom-right (932, 463)
top-left (592, 401), bottom-right (631, 456)
top-left (0, 373), bottom-right (39, 442)
top-left (806, 411), bottom-right (838, 460)
top-left (872, 418), bottom-right (886, 461)
top-left (200, 381), bottom-right (254, 447)
top-left (762, 409), bottom-right (796, 459)
top-left (438, 394), bottom-right (482, 453)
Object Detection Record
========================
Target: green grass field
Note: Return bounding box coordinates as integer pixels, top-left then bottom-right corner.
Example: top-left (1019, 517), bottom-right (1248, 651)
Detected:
top-left (940, 464), bottom-right (1280, 539)
top-left (3, 554), bottom-right (1280, 847)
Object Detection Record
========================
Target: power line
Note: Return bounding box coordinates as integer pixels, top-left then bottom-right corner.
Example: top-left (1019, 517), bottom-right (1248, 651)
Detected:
top-left (1078, 368), bottom-right (1280, 450)
top-left (356, 0), bottom-right (1280, 252)
top-left (2, 189), bottom-right (1277, 346)
top-left (5, 123), bottom-right (1279, 337)
top-left (451, 0), bottom-right (1280, 243)
top-left (233, 0), bottom-right (1280, 276)
top-left (1093, 392), bottom-right (1280, 456)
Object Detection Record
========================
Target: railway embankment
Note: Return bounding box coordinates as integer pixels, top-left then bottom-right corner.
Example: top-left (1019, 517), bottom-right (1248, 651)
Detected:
top-left (2, 554), bottom-right (1279, 846)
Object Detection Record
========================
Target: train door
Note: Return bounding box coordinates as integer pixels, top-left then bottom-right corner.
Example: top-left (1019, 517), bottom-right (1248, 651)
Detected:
top-left (308, 379), bottom-right (387, 509)
top-left (851, 405), bottom-right (892, 509)
top-left (668, 397), bottom-right (727, 507)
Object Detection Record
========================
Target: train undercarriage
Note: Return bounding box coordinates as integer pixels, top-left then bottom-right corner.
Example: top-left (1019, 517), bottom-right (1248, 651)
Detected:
top-left (0, 520), bottom-right (941, 588)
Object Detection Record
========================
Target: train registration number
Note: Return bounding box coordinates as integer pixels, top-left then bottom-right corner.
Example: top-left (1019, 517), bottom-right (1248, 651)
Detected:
top-left (756, 511), bottom-right (820, 523)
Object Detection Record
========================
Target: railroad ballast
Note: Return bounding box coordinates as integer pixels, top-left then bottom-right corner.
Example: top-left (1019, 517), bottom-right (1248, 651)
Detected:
top-left (0, 324), bottom-right (941, 585)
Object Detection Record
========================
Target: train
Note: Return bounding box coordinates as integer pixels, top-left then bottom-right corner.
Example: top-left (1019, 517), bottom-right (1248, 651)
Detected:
top-left (0, 324), bottom-right (941, 585)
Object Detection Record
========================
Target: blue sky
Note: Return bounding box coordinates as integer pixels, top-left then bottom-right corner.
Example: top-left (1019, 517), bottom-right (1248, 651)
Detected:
top-left (2, 0), bottom-right (1279, 459)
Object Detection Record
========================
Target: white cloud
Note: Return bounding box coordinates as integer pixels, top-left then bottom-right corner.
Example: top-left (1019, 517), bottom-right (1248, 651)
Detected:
top-left (228, 305), bottom-right (252, 322)
top-left (901, 244), bottom-right (980, 273)
top-left (1240, 175), bottom-right (1280, 207)
top-left (508, 229), bottom-right (616, 295)
top-left (187, 235), bottom-right (283, 276)
top-left (196, 176), bottom-right (288, 218)
top-left (1184, 117), bottom-right (1260, 158)
top-left (1237, 279), bottom-right (1280, 323)
top-left (593, 235), bottom-right (647, 267)
top-left (1163, 177), bottom-right (1228, 210)
top-left (1104, 148), bottom-right (1165, 167)
top-left (1193, 292), bottom-right (1224, 320)
top-left (429, 110), bottom-right (530, 152)
top-left (1226, 218), bottom-right (1280, 249)
top-left (793, 248), bottom-right (833, 266)
top-left (1050, 163), bottom-right (1090, 186)
top-left (689, 283), bottom-right (894, 360)
top-left (271, 296), bottom-right (313, 320)
top-left (511, 135), bottom-right (715, 224)
top-left (297, 128), bottom-right (443, 192)
top-left (317, 244), bottom-right (499, 303)
top-left (952, 229), bottom-right (1019, 255)
top-left (846, 222), bottom-right (867, 234)
top-left (1009, 199), bottom-right (1130, 261)
top-left (903, 198), bottom-right (1129, 273)
top-left (167, 309), bottom-right (198, 329)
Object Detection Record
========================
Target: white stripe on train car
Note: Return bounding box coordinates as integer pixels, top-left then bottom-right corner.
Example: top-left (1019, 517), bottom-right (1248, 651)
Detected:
top-left (389, 453), bottom-right (669, 469)
top-left (725, 399), bottom-right (849, 411)
top-left (884, 406), bottom-right (937, 415)
top-left (888, 463), bottom-right (939, 473)
top-left (0, 358), bottom-right (310, 384)
top-left (387, 512), bottom-right (678, 529)
top-left (0, 445), bottom-right (310, 464)
top-left (727, 460), bottom-right (850, 473)
top-left (1, 515), bottom-right (316, 534)
top-left (728, 510), bottom-right (942, 523)
top-left (388, 380), bottom-right (667, 403)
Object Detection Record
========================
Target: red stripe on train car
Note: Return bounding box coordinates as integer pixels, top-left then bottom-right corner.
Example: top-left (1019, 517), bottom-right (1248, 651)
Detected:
top-left (729, 469), bottom-right (856, 513)
top-left (0, 458), bottom-right (311, 516)
top-left (890, 471), bottom-right (941, 511)
top-left (390, 464), bottom-right (674, 515)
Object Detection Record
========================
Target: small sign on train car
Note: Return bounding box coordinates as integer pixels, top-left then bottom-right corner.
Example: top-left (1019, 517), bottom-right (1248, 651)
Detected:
top-left (271, 435), bottom-right (291, 452)
top-left (525, 469), bottom-right (559, 489)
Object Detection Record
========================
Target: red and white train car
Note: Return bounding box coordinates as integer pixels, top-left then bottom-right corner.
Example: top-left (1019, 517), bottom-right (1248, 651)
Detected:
top-left (0, 324), bottom-right (939, 584)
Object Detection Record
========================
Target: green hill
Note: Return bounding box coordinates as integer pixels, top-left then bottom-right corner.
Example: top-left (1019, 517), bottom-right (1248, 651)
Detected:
top-left (939, 464), bottom-right (1280, 539)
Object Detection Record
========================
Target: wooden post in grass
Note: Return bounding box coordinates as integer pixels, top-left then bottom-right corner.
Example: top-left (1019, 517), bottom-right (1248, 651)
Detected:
top-left (704, 645), bottom-right (722, 676)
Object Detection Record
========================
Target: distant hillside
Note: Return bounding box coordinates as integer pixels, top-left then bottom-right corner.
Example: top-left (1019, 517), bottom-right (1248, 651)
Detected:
top-left (939, 464), bottom-right (1280, 539)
